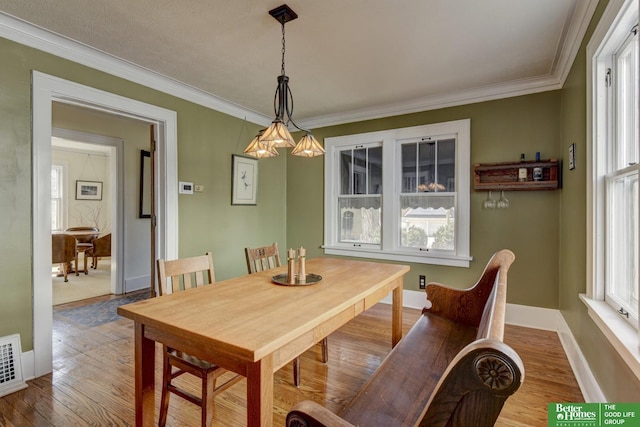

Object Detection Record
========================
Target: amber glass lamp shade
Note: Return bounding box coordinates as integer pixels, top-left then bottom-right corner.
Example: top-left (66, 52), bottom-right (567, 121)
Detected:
top-left (244, 133), bottom-right (279, 158)
top-left (291, 133), bottom-right (325, 157)
top-left (259, 120), bottom-right (296, 148)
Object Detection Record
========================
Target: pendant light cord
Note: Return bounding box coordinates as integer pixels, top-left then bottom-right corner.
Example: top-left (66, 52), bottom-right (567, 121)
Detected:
top-left (235, 116), bottom-right (248, 153)
top-left (280, 19), bottom-right (286, 76)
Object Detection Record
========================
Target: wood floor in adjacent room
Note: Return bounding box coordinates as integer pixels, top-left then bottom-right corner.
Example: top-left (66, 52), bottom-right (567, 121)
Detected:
top-left (0, 293), bottom-right (583, 426)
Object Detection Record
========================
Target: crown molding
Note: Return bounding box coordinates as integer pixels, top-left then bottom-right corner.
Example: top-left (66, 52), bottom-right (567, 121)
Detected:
top-left (0, 12), bottom-right (272, 127)
top-left (297, 75), bottom-right (563, 130)
top-left (552, 0), bottom-right (600, 84)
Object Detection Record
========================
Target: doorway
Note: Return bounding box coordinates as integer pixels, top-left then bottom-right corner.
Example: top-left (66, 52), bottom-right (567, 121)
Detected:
top-left (32, 71), bottom-right (179, 377)
top-left (51, 129), bottom-right (122, 304)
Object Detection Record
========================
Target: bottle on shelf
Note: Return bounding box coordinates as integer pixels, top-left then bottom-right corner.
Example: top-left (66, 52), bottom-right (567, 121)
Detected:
top-left (518, 153), bottom-right (527, 182)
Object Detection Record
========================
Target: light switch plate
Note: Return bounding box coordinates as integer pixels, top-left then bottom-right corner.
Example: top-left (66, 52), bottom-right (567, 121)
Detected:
top-left (179, 181), bottom-right (194, 194)
top-left (569, 143), bottom-right (575, 170)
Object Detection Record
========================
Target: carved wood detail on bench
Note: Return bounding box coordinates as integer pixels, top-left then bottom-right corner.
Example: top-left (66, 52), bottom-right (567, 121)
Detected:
top-left (286, 250), bottom-right (523, 427)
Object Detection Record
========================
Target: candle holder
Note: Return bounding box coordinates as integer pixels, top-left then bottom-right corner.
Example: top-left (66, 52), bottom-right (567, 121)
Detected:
top-left (273, 246), bottom-right (322, 286)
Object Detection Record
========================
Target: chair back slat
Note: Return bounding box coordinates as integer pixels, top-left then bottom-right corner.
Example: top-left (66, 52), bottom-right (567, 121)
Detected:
top-left (157, 252), bottom-right (215, 295)
top-left (245, 243), bottom-right (282, 274)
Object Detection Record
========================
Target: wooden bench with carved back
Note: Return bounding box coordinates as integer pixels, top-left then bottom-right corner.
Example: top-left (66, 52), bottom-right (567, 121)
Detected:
top-left (286, 249), bottom-right (523, 427)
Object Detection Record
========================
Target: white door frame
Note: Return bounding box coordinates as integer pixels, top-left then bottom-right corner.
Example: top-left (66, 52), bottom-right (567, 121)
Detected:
top-left (32, 71), bottom-right (179, 377)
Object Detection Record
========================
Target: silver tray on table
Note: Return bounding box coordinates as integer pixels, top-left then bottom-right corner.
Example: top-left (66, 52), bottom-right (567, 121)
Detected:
top-left (271, 273), bottom-right (322, 286)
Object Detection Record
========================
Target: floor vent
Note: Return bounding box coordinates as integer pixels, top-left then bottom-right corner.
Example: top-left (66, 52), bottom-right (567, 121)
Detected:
top-left (0, 334), bottom-right (28, 397)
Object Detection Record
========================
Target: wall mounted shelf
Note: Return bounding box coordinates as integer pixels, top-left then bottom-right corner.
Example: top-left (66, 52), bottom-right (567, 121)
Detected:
top-left (473, 159), bottom-right (560, 191)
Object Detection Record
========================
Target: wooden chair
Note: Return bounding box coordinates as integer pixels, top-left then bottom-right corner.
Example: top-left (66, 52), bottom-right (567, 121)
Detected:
top-left (156, 252), bottom-right (243, 427)
top-left (52, 234), bottom-right (78, 282)
top-left (245, 242), bottom-right (282, 273)
top-left (84, 233), bottom-right (111, 271)
top-left (244, 243), bottom-right (328, 387)
top-left (65, 226), bottom-right (99, 275)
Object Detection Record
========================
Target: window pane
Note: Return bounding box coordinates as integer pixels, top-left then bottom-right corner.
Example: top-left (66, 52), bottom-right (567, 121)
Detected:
top-left (51, 167), bottom-right (60, 198)
top-left (51, 165), bottom-right (63, 231)
top-left (340, 149), bottom-right (352, 195)
top-left (400, 194), bottom-right (455, 250)
top-left (339, 196), bottom-right (381, 244)
top-left (437, 138), bottom-right (456, 192)
top-left (402, 139), bottom-right (455, 193)
top-left (418, 141), bottom-right (436, 192)
top-left (608, 172), bottom-right (639, 318)
top-left (341, 146), bottom-right (382, 195)
top-left (401, 143), bottom-right (417, 193)
top-left (51, 200), bottom-right (58, 230)
top-left (368, 146), bottom-right (382, 194)
top-left (353, 148), bottom-right (367, 195)
top-left (616, 31), bottom-right (639, 169)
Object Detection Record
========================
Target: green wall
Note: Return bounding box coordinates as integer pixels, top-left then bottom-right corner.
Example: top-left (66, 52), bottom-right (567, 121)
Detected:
top-left (288, 92), bottom-right (562, 308)
top-left (559, 0), bottom-right (640, 401)
top-left (0, 36), bottom-right (287, 351)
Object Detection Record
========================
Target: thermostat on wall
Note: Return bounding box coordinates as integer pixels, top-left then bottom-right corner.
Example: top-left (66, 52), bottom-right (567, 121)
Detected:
top-left (179, 181), bottom-right (194, 194)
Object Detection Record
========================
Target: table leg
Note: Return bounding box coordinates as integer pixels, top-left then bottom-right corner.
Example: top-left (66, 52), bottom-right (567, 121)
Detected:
top-left (246, 354), bottom-right (274, 427)
top-left (134, 323), bottom-right (155, 427)
top-left (391, 278), bottom-right (403, 347)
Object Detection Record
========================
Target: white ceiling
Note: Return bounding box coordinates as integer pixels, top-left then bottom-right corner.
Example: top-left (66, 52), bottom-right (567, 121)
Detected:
top-left (0, 0), bottom-right (598, 128)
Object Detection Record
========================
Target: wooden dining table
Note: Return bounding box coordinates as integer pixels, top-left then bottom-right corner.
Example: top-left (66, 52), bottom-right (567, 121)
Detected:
top-left (117, 257), bottom-right (410, 427)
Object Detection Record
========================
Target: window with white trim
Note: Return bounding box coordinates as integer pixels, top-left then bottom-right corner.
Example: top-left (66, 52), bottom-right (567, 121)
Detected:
top-left (592, 0), bottom-right (639, 327)
top-left (607, 24), bottom-right (639, 324)
top-left (324, 120), bottom-right (471, 267)
top-left (51, 164), bottom-right (65, 231)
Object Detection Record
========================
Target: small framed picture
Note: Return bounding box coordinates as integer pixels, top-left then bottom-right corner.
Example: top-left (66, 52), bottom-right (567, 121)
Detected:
top-left (76, 180), bottom-right (103, 200)
top-left (569, 143), bottom-right (576, 170)
top-left (232, 155), bottom-right (258, 205)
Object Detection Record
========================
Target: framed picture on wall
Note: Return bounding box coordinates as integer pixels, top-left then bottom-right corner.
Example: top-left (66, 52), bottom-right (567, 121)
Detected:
top-left (231, 155), bottom-right (258, 205)
top-left (76, 180), bottom-right (103, 200)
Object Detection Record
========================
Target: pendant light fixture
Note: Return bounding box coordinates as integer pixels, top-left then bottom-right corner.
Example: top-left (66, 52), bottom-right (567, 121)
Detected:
top-left (244, 4), bottom-right (325, 158)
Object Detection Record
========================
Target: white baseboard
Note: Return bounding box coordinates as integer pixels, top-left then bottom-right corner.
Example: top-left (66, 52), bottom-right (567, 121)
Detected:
top-left (379, 288), bottom-right (428, 309)
top-left (20, 350), bottom-right (34, 382)
top-left (381, 290), bottom-right (604, 403)
top-left (124, 275), bottom-right (151, 292)
top-left (505, 302), bottom-right (605, 402)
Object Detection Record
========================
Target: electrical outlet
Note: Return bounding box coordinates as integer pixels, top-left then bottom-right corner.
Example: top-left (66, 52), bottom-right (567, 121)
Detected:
top-left (419, 275), bottom-right (426, 289)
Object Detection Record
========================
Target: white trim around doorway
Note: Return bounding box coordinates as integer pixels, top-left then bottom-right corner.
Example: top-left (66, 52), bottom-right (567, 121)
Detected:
top-left (31, 71), bottom-right (179, 378)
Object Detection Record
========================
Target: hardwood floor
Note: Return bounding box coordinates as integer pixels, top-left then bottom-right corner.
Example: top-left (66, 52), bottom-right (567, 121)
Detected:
top-left (0, 293), bottom-right (583, 426)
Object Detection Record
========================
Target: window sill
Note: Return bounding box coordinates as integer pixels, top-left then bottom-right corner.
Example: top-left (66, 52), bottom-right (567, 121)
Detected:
top-left (580, 294), bottom-right (640, 382)
top-left (323, 246), bottom-right (471, 267)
